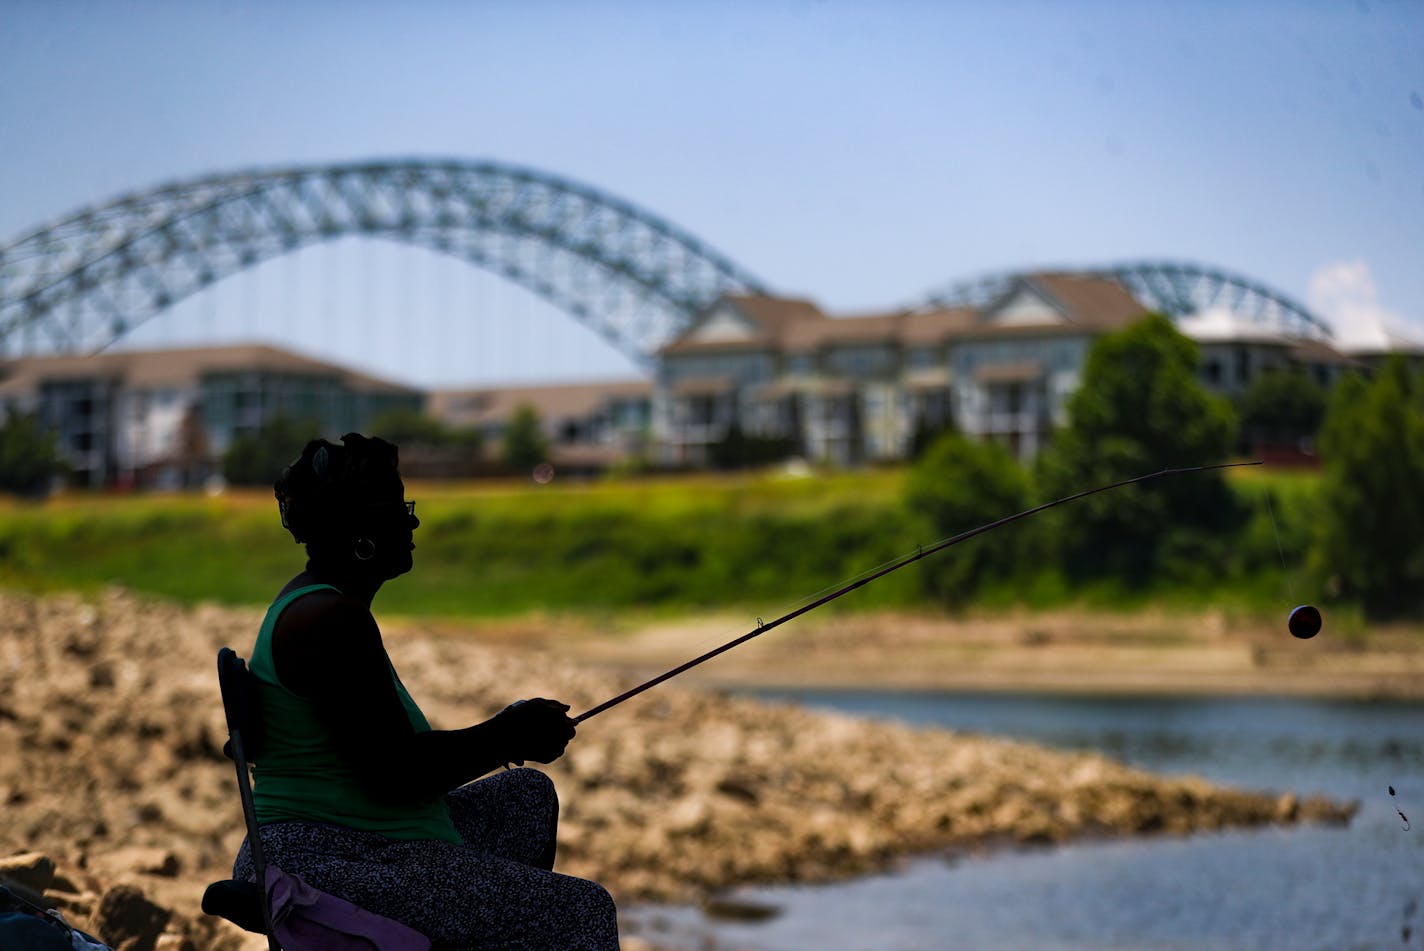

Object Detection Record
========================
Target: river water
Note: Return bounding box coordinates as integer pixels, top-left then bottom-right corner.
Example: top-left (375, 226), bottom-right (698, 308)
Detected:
top-left (626, 690), bottom-right (1424, 951)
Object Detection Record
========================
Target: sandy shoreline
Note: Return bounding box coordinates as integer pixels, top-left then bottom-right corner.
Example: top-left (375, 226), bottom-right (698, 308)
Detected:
top-left (541, 607), bottom-right (1424, 701)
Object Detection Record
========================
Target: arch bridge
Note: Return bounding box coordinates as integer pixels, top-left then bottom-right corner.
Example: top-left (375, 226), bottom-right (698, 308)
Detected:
top-left (0, 159), bottom-right (767, 369)
top-left (1, 159), bottom-right (1335, 367)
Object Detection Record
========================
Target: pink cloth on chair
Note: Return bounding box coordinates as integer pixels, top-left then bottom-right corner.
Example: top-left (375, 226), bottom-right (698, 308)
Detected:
top-left (265, 866), bottom-right (431, 951)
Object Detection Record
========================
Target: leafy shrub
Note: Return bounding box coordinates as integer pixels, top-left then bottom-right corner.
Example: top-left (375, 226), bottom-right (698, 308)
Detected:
top-left (708, 423), bottom-right (797, 470)
top-left (1036, 314), bottom-right (1241, 585)
top-left (1239, 370), bottom-right (1327, 450)
top-left (501, 404), bottom-right (550, 474)
top-left (222, 415), bottom-right (323, 487)
top-left (904, 431), bottom-right (1035, 604)
top-left (1315, 358), bottom-right (1424, 617)
top-left (367, 407), bottom-right (482, 451)
top-left (0, 412), bottom-right (66, 497)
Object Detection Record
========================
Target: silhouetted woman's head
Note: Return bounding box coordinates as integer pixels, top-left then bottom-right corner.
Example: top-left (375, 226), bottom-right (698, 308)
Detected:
top-left (274, 433), bottom-right (418, 578)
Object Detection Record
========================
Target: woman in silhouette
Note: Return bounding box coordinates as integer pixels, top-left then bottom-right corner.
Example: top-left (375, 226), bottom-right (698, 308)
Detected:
top-left (233, 432), bottom-right (618, 949)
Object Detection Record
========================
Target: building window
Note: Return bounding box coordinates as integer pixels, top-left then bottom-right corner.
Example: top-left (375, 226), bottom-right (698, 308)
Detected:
top-left (908, 347), bottom-right (936, 370)
top-left (688, 396), bottom-right (716, 426)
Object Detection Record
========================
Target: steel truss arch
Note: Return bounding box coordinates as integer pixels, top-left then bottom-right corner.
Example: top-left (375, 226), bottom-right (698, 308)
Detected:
top-left (0, 159), bottom-right (767, 367)
top-left (920, 260), bottom-right (1332, 339)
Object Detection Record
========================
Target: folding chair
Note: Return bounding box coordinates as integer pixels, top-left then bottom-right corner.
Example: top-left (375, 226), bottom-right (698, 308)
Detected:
top-left (201, 647), bottom-right (281, 950)
top-left (202, 648), bottom-right (436, 951)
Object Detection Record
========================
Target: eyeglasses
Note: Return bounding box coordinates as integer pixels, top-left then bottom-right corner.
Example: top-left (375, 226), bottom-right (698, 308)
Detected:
top-left (365, 500), bottom-right (416, 516)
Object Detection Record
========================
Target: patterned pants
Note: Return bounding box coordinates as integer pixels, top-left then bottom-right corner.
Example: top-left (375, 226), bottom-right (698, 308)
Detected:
top-left (234, 769), bottom-right (619, 950)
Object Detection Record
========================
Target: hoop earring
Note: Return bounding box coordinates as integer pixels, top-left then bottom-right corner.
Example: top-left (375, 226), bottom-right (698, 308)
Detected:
top-left (353, 538), bottom-right (377, 562)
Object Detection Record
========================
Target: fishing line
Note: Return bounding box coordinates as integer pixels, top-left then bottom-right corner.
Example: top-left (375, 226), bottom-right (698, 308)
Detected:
top-left (1265, 489), bottom-right (1324, 640)
top-left (575, 460), bottom-right (1263, 723)
top-left (1263, 489), bottom-right (1295, 601)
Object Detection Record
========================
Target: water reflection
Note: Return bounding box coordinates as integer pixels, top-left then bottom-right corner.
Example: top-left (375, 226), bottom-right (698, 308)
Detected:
top-left (748, 689), bottom-right (1424, 798)
top-left (626, 690), bottom-right (1424, 951)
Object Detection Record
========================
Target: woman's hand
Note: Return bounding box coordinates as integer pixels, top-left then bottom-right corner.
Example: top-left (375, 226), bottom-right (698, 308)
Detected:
top-left (493, 698), bottom-right (577, 766)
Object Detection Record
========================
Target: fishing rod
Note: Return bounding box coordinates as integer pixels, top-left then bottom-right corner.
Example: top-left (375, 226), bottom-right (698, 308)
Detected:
top-left (574, 460), bottom-right (1262, 723)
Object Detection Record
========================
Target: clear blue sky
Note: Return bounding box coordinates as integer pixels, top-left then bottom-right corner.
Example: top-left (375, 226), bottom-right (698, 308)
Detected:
top-left (1, 0), bottom-right (1420, 387)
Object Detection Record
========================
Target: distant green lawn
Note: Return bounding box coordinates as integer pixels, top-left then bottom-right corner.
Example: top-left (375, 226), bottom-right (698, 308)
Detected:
top-left (0, 468), bottom-right (920, 617)
top-left (0, 465), bottom-right (1319, 619)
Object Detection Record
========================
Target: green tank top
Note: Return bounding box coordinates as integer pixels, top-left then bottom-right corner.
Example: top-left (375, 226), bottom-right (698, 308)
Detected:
top-left (248, 583), bottom-right (461, 843)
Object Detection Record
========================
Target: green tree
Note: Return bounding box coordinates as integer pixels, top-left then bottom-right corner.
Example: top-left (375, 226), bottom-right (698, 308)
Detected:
top-left (223, 415), bottom-right (322, 487)
top-left (0, 412), bottom-right (67, 497)
top-left (368, 407), bottom-right (482, 453)
top-left (367, 408), bottom-right (450, 447)
top-left (1238, 370), bottom-right (1327, 450)
top-left (909, 415), bottom-right (958, 459)
top-left (501, 404), bottom-right (550, 474)
top-left (904, 431), bottom-right (1034, 603)
top-left (1315, 359), bottom-right (1424, 617)
top-left (708, 423), bottom-right (796, 470)
top-left (1036, 313), bottom-right (1240, 585)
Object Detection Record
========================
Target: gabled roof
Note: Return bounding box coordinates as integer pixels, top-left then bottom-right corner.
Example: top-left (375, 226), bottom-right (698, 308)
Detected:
top-left (662, 280), bottom-right (1153, 357)
top-left (0, 343), bottom-right (420, 397)
top-left (658, 274), bottom-right (1174, 364)
top-left (901, 306), bottom-right (977, 345)
top-left (720, 294), bottom-right (828, 332)
top-left (427, 379), bottom-right (651, 427)
top-left (979, 273), bottom-right (1156, 333)
top-left (960, 273), bottom-right (1149, 340)
top-left (1024, 273), bottom-right (1151, 328)
top-left (656, 336), bottom-right (781, 356)
top-left (782, 311), bottom-right (902, 350)
top-left (660, 294), bottom-right (827, 355)
top-left (1288, 338), bottom-right (1364, 368)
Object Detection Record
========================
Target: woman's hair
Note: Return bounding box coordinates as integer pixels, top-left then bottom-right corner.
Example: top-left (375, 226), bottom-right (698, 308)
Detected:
top-left (274, 433), bottom-right (400, 554)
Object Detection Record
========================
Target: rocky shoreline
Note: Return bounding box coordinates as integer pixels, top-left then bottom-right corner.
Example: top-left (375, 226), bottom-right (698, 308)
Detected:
top-left (0, 590), bottom-right (1356, 949)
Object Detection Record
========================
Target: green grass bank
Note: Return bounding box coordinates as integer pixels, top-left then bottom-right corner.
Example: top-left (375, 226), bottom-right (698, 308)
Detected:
top-left (0, 466), bottom-right (1323, 620)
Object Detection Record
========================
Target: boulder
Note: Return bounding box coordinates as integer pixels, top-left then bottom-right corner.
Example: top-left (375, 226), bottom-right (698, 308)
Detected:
top-left (91, 884), bottom-right (171, 951)
top-left (87, 847), bottom-right (181, 880)
top-left (0, 851), bottom-right (56, 892)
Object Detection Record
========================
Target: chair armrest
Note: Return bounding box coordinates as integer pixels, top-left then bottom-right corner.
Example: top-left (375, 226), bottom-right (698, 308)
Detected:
top-left (201, 880), bottom-right (268, 935)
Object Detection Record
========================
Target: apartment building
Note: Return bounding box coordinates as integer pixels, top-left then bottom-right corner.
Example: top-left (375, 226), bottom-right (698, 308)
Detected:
top-left (427, 379), bottom-right (653, 474)
top-left (656, 275), bottom-right (1128, 465)
top-left (1177, 309), bottom-right (1362, 396)
top-left (654, 273), bottom-right (1365, 466)
top-left (0, 345), bottom-right (421, 487)
top-left (1, 273), bottom-right (1399, 487)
